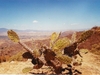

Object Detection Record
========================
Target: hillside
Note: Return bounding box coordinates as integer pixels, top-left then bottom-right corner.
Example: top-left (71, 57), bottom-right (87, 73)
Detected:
top-left (0, 26), bottom-right (100, 63)
top-left (61, 26), bottom-right (100, 51)
top-left (77, 26), bottom-right (100, 50)
top-left (0, 26), bottom-right (100, 74)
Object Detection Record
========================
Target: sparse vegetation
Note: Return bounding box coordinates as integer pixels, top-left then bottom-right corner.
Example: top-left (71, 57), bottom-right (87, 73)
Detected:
top-left (91, 43), bottom-right (100, 55)
top-left (9, 51), bottom-right (25, 62)
top-left (22, 67), bottom-right (33, 73)
top-left (0, 26), bottom-right (100, 74)
top-left (7, 28), bottom-right (93, 74)
top-left (0, 55), bottom-right (10, 63)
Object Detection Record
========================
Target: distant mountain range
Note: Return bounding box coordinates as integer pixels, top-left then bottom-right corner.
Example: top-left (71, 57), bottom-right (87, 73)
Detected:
top-left (0, 28), bottom-right (58, 32)
top-left (0, 27), bottom-right (90, 38)
top-left (0, 28), bottom-right (8, 32)
top-left (0, 28), bottom-right (77, 36)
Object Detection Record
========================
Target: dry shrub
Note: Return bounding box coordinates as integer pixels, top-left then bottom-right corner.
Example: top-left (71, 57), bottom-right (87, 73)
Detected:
top-left (91, 43), bottom-right (100, 55)
top-left (9, 51), bottom-right (26, 61)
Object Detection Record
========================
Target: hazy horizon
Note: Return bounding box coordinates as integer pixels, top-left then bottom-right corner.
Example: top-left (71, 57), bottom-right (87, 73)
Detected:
top-left (0, 27), bottom-right (89, 32)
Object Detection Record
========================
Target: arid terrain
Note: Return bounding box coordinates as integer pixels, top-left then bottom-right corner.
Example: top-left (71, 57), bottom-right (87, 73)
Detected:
top-left (0, 27), bottom-right (100, 75)
top-left (0, 50), bottom-right (100, 75)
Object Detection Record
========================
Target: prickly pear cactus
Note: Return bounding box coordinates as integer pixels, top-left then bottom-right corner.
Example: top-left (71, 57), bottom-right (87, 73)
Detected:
top-left (56, 54), bottom-right (72, 64)
top-left (50, 32), bottom-right (59, 41)
top-left (71, 32), bottom-right (77, 44)
top-left (50, 32), bottom-right (61, 48)
top-left (7, 29), bottom-right (93, 74)
top-left (52, 37), bottom-right (70, 52)
top-left (7, 30), bottom-right (20, 43)
top-left (32, 49), bottom-right (41, 58)
top-left (50, 32), bottom-right (72, 65)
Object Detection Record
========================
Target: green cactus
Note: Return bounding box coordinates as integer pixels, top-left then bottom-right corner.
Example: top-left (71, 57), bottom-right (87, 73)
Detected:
top-left (56, 54), bottom-right (72, 64)
top-left (7, 30), bottom-right (20, 43)
top-left (50, 32), bottom-right (61, 48)
top-left (49, 32), bottom-right (72, 65)
top-left (7, 29), bottom-right (93, 74)
top-left (52, 37), bottom-right (70, 52)
top-left (32, 49), bottom-right (41, 58)
top-left (71, 32), bottom-right (77, 44)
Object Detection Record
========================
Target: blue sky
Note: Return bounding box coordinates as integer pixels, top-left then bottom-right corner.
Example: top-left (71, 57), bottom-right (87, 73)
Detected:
top-left (0, 0), bottom-right (100, 31)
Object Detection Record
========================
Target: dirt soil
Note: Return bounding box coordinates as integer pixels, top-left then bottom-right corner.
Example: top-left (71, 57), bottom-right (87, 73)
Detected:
top-left (0, 51), bottom-right (100, 75)
top-left (76, 52), bottom-right (100, 75)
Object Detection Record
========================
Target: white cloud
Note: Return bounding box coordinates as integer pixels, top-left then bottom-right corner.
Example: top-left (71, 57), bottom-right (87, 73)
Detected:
top-left (33, 20), bottom-right (38, 23)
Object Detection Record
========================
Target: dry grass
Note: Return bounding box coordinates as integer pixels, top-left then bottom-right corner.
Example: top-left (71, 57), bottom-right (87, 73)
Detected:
top-left (0, 60), bottom-right (33, 74)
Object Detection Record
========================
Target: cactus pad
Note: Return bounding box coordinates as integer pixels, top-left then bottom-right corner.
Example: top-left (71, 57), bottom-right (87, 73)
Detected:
top-left (7, 30), bottom-right (20, 43)
top-left (56, 54), bottom-right (72, 64)
top-left (50, 32), bottom-right (61, 47)
top-left (52, 37), bottom-right (70, 52)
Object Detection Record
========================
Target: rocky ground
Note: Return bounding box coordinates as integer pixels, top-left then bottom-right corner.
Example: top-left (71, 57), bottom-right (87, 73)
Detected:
top-left (76, 51), bottom-right (100, 75)
top-left (0, 51), bottom-right (100, 75)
